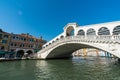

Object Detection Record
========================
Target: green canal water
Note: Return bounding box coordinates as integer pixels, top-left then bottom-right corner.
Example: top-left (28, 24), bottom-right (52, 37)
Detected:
top-left (0, 57), bottom-right (120, 80)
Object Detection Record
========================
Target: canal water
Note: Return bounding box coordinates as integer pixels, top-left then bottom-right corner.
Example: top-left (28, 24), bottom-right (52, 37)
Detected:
top-left (0, 57), bottom-right (120, 80)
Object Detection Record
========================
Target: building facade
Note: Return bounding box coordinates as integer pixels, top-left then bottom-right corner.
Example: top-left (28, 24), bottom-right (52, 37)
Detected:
top-left (0, 29), bottom-right (11, 58)
top-left (0, 29), bottom-right (46, 59)
top-left (9, 33), bottom-right (46, 59)
top-left (73, 48), bottom-right (112, 57)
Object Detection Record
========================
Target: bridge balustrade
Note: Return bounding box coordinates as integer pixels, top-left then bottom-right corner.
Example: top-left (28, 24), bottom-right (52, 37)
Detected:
top-left (39, 35), bottom-right (120, 53)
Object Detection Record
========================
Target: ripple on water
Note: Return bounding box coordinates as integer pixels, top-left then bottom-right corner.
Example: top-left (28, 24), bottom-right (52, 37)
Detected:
top-left (0, 57), bottom-right (120, 80)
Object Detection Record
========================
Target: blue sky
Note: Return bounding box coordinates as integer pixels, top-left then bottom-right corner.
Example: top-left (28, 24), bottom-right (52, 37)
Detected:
top-left (0, 0), bottom-right (120, 41)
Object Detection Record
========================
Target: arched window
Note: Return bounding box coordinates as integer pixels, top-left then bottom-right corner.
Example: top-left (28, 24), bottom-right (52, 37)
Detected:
top-left (113, 25), bottom-right (120, 35)
top-left (66, 26), bottom-right (74, 36)
top-left (69, 30), bottom-right (74, 36)
top-left (49, 43), bottom-right (51, 45)
top-left (52, 41), bottom-right (55, 43)
top-left (60, 35), bottom-right (64, 38)
top-left (98, 27), bottom-right (110, 35)
top-left (87, 28), bottom-right (96, 35)
top-left (56, 38), bottom-right (59, 41)
top-left (77, 29), bottom-right (85, 35)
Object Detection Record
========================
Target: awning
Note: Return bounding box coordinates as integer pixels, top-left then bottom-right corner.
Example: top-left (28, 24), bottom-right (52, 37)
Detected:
top-left (0, 51), bottom-right (6, 54)
top-left (34, 49), bottom-right (40, 52)
top-left (0, 51), bottom-right (15, 54)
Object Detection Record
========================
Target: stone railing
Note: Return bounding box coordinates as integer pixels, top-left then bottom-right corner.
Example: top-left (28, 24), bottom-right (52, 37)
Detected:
top-left (38, 35), bottom-right (120, 53)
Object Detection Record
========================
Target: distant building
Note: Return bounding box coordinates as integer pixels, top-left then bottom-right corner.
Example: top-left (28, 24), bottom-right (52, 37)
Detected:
top-left (73, 48), bottom-right (112, 57)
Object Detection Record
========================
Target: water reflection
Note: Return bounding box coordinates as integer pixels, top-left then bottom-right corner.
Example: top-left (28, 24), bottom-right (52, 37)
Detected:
top-left (34, 57), bottom-right (120, 80)
top-left (0, 57), bottom-right (120, 80)
top-left (35, 59), bottom-right (75, 80)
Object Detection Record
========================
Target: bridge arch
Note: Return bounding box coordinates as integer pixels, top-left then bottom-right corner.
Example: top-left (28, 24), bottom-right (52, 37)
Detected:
top-left (113, 25), bottom-right (120, 35)
top-left (16, 50), bottom-right (24, 58)
top-left (39, 22), bottom-right (120, 59)
top-left (66, 26), bottom-right (74, 36)
top-left (87, 28), bottom-right (96, 35)
top-left (98, 27), bottom-right (110, 35)
top-left (46, 43), bottom-right (92, 59)
top-left (26, 50), bottom-right (33, 54)
top-left (38, 36), bottom-right (120, 59)
top-left (25, 50), bottom-right (33, 57)
top-left (77, 29), bottom-right (85, 36)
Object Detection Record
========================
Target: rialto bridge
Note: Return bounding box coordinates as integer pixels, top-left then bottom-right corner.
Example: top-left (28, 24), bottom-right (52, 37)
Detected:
top-left (37, 21), bottom-right (120, 59)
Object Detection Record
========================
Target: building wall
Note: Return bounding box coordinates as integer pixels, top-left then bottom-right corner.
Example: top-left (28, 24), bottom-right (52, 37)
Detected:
top-left (73, 48), bottom-right (112, 57)
top-left (0, 29), bottom-right (46, 59)
top-left (10, 33), bottom-right (46, 54)
top-left (0, 29), bottom-right (11, 51)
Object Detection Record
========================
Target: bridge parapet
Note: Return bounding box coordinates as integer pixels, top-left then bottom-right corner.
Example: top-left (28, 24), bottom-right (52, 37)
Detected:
top-left (38, 35), bottom-right (120, 54)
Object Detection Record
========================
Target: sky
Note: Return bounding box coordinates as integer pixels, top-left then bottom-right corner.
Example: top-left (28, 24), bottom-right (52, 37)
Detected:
top-left (0, 0), bottom-right (120, 41)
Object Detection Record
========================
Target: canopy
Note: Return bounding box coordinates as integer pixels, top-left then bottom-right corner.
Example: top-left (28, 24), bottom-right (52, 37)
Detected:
top-left (0, 51), bottom-right (15, 54)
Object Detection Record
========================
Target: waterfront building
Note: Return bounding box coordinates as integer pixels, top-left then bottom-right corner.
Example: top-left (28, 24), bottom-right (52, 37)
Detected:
top-left (0, 28), bottom-right (46, 60)
top-left (9, 33), bottom-right (46, 59)
top-left (0, 29), bottom-right (11, 58)
top-left (34, 37), bottom-right (46, 53)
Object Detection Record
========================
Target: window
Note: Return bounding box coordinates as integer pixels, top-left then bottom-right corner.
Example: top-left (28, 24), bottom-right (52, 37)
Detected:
top-left (2, 40), bottom-right (7, 44)
top-left (21, 37), bottom-right (24, 40)
top-left (29, 45), bottom-right (31, 48)
top-left (60, 36), bottom-right (64, 38)
top-left (66, 26), bottom-right (74, 36)
top-left (4, 35), bottom-right (8, 39)
top-left (24, 38), bottom-right (26, 41)
top-left (0, 34), bottom-right (2, 39)
top-left (77, 30), bottom-right (85, 35)
top-left (69, 30), bottom-right (74, 36)
top-left (20, 44), bottom-right (22, 47)
top-left (29, 38), bottom-right (34, 42)
top-left (113, 26), bottom-right (120, 35)
top-left (98, 27), bottom-right (110, 35)
top-left (12, 36), bottom-right (15, 40)
top-left (15, 44), bottom-right (17, 46)
top-left (11, 49), bottom-right (14, 52)
top-left (16, 37), bottom-right (18, 40)
top-left (11, 43), bottom-right (13, 46)
top-left (23, 44), bottom-right (24, 47)
top-left (87, 28), bottom-right (96, 35)
top-left (1, 46), bottom-right (4, 50)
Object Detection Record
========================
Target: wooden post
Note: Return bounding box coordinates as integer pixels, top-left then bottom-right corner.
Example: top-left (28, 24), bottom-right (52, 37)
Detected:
top-left (83, 48), bottom-right (87, 57)
top-left (96, 49), bottom-right (99, 57)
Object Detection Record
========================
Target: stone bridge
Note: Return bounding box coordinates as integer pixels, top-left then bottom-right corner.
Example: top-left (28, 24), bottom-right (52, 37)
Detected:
top-left (37, 21), bottom-right (120, 59)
